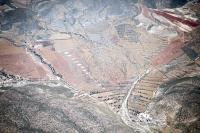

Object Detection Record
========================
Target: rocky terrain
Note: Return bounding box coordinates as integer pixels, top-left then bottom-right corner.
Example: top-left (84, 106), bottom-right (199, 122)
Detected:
top-left (0, 0), bottom-right (200, 132)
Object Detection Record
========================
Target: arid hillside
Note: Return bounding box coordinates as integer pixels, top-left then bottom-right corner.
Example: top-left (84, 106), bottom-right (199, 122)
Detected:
top-left (0, 0), bottom-right (200, 132)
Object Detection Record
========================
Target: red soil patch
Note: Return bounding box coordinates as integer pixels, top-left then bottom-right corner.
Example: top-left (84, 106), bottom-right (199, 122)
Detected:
top-left (0, 40), bottom-right (50, 79)
top-left (152, 34), bottom-right (187, 66)
top-left (39, 48), bottom-right (79, 85)
top-left (140, 5), bottom-right (199, 29)
top-left (153, 10), bottom-right (200, 28)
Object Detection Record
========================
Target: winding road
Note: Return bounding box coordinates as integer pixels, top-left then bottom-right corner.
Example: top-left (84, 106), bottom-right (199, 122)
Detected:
top-left (118, 69), bottom-right (151, 133)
